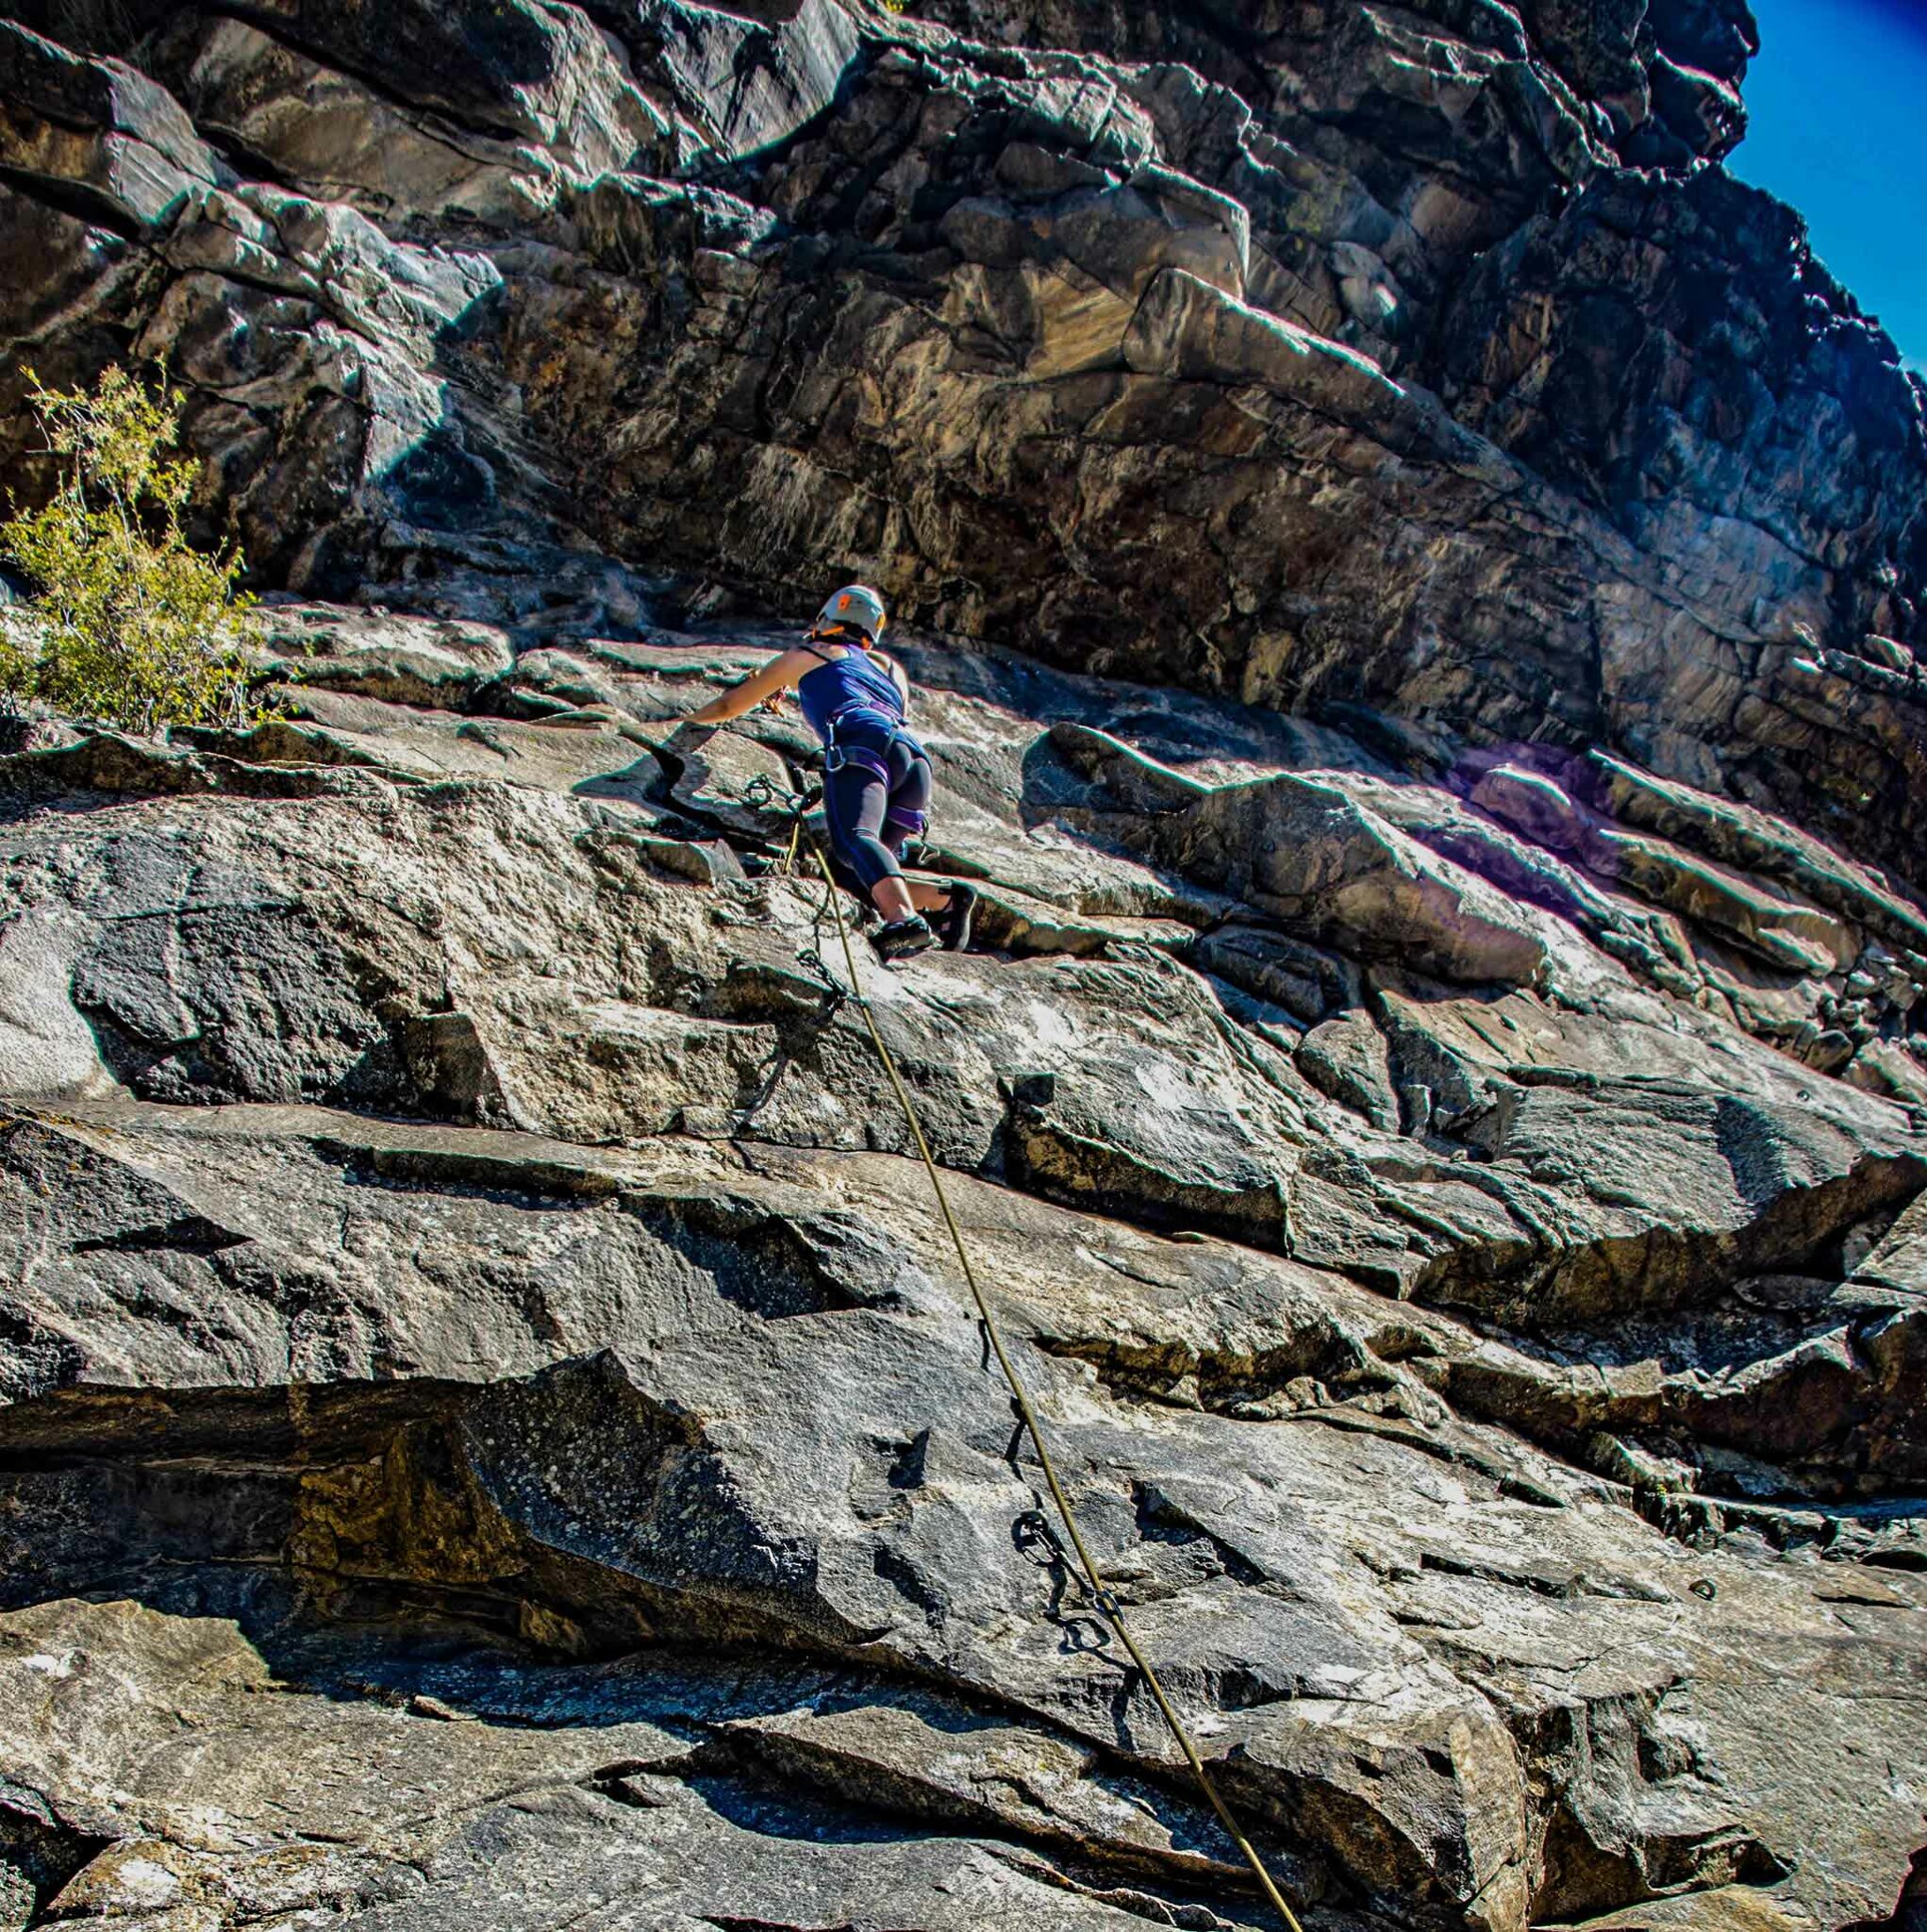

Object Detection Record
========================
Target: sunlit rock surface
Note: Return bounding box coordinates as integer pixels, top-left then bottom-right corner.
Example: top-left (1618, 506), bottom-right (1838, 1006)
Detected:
top-left (3, 3), bottom-right (1927, 1929)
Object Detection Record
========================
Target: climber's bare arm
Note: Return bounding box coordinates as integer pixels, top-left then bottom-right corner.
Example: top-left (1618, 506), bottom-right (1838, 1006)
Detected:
top-left (687, 648), bottom-right (817, 724)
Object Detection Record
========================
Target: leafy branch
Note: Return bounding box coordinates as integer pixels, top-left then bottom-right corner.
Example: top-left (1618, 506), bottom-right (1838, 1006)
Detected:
top-left (1, 364), bottom-right (260, 737)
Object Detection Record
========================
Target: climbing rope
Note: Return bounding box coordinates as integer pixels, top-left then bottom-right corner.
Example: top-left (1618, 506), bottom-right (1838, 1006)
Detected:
top-left (806, 846), bottom-right (1305, 1932)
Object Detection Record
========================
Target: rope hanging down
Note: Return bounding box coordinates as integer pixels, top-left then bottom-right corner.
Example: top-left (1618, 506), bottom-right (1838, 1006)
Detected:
top-left (806, 846), bottom-right (1305, 1932)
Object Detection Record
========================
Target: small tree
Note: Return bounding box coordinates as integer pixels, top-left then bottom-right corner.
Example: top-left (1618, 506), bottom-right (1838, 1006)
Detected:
top-left (1, 364), bottom-right (257, 736)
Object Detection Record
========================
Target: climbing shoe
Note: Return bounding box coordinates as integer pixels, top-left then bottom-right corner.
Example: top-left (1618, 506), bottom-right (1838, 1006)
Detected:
top-left (872, 915), bottom-right (936, 965)
top-left (935, 882), bottom-right (978, 952)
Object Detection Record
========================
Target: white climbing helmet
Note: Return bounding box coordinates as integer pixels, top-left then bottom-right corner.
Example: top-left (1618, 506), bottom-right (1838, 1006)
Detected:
top-left (813, 583), bottom-right (888, 641)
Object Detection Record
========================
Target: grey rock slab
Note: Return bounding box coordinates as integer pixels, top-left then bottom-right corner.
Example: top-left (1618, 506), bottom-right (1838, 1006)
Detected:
top-left (250, 601), bottom-right (516, 707)
top-left (1843, 1037), bottom-right (1927, 1109)
top-left (659, 719), bottom-right (805, 842)
top-left (182, 0), bottom-right (675, 161)
top-left (637, 0), bottom-right (865, 160)
top-left (1586, 828), bottom-right (1851, 978)
top-left (1362, 981), bottom-right (1927, 1321)
top-left (1590, 749), bottom-right (1927, 959)
top-left (1464, 758), bottom-right (1856, 988)
top-left (1190, 926), bottom-right (1363, 1029)
top-left (0, 1111), bottom-right (1470, 1916)
top-left (722, 1693), bottom-right (1252, 1883)
top-left (4, 1106), bottom-right (1926, 1928)
top-left (1031, 725), bottom-right (1556, 989)
top-left (249, 691), bottom-right (673, 803)
top-left (5, 727), bottom-right (1920, 1360)
top-left (967, 881), bottom-right (1197, 958)
top-left (0, 764), bottom-right (723, 1118)
top-left (0, 908), bottom-right (126, 1104)
top-left (0, 174), bottom-right (144, 357)
top-left (1296, 1010), bottom-right (1398, 1133)
top-left (1854, 1192), bottom-right (1927, 1295)
top-left (0, 1598), bottom-right (1221, 1931)
top-left (0, 729), bottom-right (1310, 1189)
top-left (0, 22), bottom-right (216, 227)
top-left (158, 12), bottom-right (675, 226)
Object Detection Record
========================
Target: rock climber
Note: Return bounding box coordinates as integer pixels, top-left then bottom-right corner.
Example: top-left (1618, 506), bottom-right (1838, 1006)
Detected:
top-left (686, 583), bottom-right (976, 963)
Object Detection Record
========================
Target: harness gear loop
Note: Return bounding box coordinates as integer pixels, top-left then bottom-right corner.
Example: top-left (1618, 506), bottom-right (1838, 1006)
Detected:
top-left (822, 715), bottom-right (896, 783)
top-left (806, 846), bottom-right (1305, 1932)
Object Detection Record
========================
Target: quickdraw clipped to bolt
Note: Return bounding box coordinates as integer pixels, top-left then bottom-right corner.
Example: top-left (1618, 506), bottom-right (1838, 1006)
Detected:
top-left (792, 945), bottom-right (847, 1020)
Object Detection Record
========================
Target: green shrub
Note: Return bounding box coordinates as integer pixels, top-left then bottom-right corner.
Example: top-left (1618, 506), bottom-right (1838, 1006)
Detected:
top-left (1, 364), bottom-right (258, 736)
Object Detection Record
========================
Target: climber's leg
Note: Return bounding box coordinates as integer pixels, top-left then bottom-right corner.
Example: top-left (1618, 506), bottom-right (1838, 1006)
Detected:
top-left (885, 747), bottom-right (975, 948)
top-left (824, 755), bottom-right (921, 930)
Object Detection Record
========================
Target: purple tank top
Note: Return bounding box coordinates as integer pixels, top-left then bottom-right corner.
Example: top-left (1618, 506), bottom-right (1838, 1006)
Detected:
top-left (797, 641), bottom-right (905, 744)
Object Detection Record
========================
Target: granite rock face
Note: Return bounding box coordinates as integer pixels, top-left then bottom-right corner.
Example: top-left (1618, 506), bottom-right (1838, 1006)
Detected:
top-left (2, 621), bottom-right (1926, 1932)
top-left (3, 2), bottom-right (1927, 1930)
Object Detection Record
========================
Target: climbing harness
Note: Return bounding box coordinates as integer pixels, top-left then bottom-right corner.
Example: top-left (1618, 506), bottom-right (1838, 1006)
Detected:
top-left (806, 845), bottom-right (1305, 1932)
top-left (819, 711), bottom-right (928, 827)
top-left (822, 718), bottom-right (892, 781)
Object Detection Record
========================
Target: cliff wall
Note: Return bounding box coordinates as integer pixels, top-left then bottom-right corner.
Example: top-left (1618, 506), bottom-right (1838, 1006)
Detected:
top-left (2, 6), bottom-right (1926, 1930)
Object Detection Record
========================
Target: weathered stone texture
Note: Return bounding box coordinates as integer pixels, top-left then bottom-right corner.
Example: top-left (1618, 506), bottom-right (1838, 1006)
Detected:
top-left (3, 2), bottom-right (1927, 1929)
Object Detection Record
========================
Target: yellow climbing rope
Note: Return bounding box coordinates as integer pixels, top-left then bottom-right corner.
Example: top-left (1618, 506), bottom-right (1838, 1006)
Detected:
top-left (808, 848), bottom-right (1305, 1932)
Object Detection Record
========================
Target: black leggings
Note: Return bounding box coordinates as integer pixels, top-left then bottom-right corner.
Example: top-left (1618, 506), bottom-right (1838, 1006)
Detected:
top-left (823, 733), bottom-right (931, 898)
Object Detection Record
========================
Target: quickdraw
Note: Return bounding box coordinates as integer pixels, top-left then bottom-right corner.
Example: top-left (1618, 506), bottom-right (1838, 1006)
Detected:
top-left (739, 771), bottom-right (822, 879)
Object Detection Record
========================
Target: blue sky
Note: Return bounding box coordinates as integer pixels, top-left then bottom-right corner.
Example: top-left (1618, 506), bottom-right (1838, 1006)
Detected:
top-left (1728, 0), bottom-right (1927, 367)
